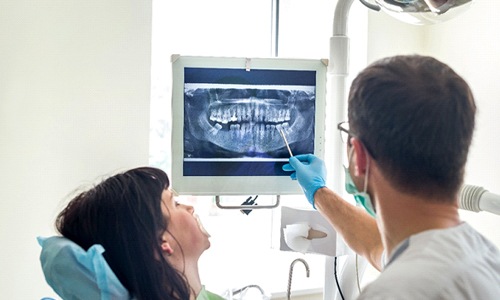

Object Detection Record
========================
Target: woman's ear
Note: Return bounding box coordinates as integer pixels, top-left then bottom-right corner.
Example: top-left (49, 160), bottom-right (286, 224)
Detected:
top-left (161, 240), bottom-right (174, 256)
top-left (160, 232), bottom-right (174, 256)
top-left (161, 241), bottom-right (174, 256)
top-left (351, 138), bottom-right (369, 176)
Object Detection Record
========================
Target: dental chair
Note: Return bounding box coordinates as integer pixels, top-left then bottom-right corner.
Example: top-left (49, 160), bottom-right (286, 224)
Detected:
top-left (37, 236), bottom-right (131, 300)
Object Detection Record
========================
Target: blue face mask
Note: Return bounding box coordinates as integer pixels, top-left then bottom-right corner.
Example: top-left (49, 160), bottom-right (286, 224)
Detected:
top-left (344, 148), bottom-right (376, 217)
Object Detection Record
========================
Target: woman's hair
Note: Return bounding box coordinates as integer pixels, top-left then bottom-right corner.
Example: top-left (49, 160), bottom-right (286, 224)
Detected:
top-left (56, 167), bottom-right (191, 300)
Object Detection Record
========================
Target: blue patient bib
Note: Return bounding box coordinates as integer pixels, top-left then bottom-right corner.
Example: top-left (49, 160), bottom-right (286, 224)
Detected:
top-left (38, 236), bottom-right (130, 300)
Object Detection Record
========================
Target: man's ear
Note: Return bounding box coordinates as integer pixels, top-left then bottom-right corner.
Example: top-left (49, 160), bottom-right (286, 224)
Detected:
top-left (351, 138), bottom-right (369, 176)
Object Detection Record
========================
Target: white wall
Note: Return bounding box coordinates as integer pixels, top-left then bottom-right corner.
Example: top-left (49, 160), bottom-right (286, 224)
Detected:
top-left (367, 10), bottom-right (425, 59)
top-left (0, 0), bottom-right (152, 298)
top-left (367, 0), bottom-right (500, 248)
top-left (422, 0), bottom-right (500, 248)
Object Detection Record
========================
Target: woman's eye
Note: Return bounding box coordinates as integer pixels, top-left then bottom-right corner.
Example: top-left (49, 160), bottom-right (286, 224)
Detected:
top-left (174, 201), bottom-right (180, 207)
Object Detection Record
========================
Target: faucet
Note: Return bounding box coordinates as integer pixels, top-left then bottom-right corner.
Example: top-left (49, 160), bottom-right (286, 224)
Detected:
top-left (287, 258), bottom-right (310, 300)
top-left (231, 284), bottom-right (266, 299)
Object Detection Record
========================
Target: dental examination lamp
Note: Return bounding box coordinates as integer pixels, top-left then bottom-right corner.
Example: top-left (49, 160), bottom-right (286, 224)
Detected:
top-left (358, 0), bottom-right (473, 25)
top-left (327, 0), bottom-right (473, 299)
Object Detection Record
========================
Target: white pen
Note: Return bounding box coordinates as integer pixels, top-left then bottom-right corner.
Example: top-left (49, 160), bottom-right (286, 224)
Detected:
top-left (278, 128), bottom-right (294, 157)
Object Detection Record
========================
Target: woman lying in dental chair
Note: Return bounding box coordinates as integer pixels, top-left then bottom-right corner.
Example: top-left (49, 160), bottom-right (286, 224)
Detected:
top-left (38, 167), bottom-right (224, 300)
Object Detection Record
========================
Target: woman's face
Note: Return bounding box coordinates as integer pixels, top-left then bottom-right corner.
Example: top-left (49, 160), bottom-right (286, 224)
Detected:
top-left (160, 189), bottom-right (211, 259)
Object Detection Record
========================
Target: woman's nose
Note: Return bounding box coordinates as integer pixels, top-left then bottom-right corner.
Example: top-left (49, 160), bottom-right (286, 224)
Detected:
top-left (183, 204), bottom-right (194, 213)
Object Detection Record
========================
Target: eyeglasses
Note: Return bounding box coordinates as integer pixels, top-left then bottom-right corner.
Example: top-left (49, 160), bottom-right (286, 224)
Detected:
top-left (337, 121), bottom-right (377, 158)
top-left (337, 121), bottom-right (353, 146)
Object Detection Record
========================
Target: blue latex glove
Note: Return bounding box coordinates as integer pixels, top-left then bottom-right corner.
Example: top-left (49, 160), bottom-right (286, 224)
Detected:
top-left (282, 154), bottom-right (327, 208)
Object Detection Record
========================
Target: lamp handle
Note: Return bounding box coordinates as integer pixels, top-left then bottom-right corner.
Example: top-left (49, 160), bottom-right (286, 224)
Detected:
top-left (358, 0), bottom-right (381, 11)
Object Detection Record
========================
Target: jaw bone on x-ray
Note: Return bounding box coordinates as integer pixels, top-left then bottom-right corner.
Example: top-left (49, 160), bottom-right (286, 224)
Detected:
top-left (182, 67), bottom-right (316, 177)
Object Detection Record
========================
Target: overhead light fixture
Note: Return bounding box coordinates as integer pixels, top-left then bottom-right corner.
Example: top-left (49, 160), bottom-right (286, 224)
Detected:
top-left (359, 0), bottom-right (473, 25)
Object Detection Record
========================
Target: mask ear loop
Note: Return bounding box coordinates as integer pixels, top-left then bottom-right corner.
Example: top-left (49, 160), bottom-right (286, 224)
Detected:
top-left (346, 147), bottom-right (355, 168)
top-left (363, 152), bottom-right (370, 193)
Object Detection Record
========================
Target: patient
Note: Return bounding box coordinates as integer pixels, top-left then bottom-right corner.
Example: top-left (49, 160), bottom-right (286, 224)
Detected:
top-left (40, 167), bottom-right (223, 300)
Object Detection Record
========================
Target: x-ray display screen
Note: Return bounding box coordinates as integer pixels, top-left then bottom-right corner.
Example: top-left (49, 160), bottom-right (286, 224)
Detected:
top-left (171, 56), bottom-right (326, 195)
top-left (183, 67), bottom-right (316, 176)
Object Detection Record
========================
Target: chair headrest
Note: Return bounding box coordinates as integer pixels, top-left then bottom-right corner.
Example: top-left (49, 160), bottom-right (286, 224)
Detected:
top-left (38, 236), bottom-right (130, 300)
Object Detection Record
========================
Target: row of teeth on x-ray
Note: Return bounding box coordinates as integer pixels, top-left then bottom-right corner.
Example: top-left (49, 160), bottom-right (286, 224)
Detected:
top-left (209, 106), bottom-right (292, 124)
top-left (209, 122), bottom-right (291, 138)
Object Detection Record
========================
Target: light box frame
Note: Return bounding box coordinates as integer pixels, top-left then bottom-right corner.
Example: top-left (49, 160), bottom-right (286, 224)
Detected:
top-left (170, 55), bottom-right (327, 196)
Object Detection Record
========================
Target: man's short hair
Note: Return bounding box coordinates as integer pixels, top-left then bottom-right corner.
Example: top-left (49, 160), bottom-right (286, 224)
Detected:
top-left (348, 55), bottom-right (476, 199)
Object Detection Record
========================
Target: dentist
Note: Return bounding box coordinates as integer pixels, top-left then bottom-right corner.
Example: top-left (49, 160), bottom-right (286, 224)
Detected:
top-left (283, 55), bottom-right (500, 299)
